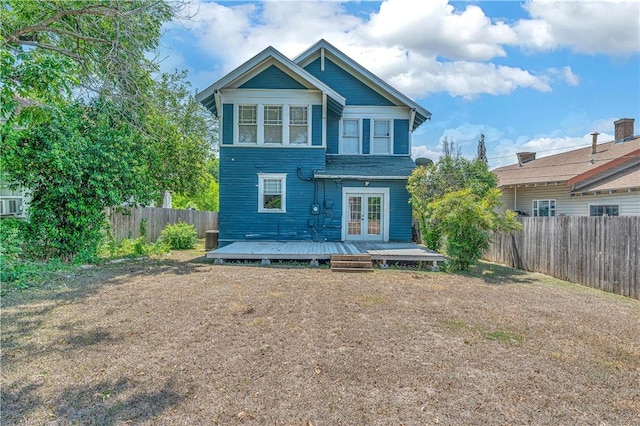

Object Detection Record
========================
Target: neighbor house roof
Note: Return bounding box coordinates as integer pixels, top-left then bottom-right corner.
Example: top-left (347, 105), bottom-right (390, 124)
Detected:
top-left (195, 46), bottom-right (346, 118)
top-left (494, 136), bottom-right (640, 192)
top-left (314, 155), bottom-right (416, 180)
top-left (294, 39), bottom-right (432, 132)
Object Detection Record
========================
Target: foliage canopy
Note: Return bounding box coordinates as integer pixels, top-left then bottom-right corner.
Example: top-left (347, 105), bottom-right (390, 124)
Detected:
top-left (408, 140), bottom-right (520, 270)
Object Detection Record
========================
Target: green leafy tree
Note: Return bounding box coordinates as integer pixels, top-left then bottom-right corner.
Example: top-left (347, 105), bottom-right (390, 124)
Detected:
top-left (142, 71), bottom-right (217, 197)
top-left (408, 139), bottom-right (520, 270)
top-left (1, 0), bottom-right (174, 123)
top-left (1, 101), bottom-right (154, 261)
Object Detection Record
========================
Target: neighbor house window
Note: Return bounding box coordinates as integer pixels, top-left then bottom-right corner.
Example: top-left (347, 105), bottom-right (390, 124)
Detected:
top-left (533, 199), bottom-right (556, 217)
top-left (258, 173), bottom-right (286, 212)
top-left (289, 106), bottom-right (309, 145)
top-left (238, 105), bottom-right (257, 143)
top-left (590, 205), bottom-right (619, 216)
top-left (372, 119), bottom-right (391, 154)
top-left (263, 105), bottom-right (283, 144)
top-left (341, 119), bottom-right (359, 154)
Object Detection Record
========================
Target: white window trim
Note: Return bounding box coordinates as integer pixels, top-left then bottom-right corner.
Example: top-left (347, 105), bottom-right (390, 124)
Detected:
top-left (235, 104), bottom-right (311, 146)
top-left (588, 203), bottom-right (620, 217)
top-left (339, 118), bottom-right (361, 154)
top-left (236, 104), bottom-right (258, 144)
top-left (288, 105), bottom-right (311, 146)
top-left (533, 199), bottom-right (556, 217)
top-left (371, 119), bottom-right (393, 155)
top-left (258, 173), bottom-right (287, 213)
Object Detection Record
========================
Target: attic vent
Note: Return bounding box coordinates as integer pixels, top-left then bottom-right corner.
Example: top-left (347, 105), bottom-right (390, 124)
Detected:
top-left (516, 152), bottom-right (536, 167)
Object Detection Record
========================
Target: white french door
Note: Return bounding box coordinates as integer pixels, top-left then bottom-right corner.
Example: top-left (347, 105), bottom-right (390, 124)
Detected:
top-left (342, 188), bottom-right (389, 241)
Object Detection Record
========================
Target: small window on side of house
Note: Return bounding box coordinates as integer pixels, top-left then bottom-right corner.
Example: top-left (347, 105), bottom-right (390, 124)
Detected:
top-left (238, 105), bottom-right (257, 143)
top-left (372, 119), bottom-right (391, 154)
top-left (590, 205), bottom-right (619, 216)
top-left (263, 105), bottom-right (283, 144)
top-left (258, 173), bottom-right (286, 213)
top-left (341, 119), bottom-right (359, 154)
top-left (533, 199), bottom-right (556, 217)
top-left (289, 106), bottom-right (309, 145)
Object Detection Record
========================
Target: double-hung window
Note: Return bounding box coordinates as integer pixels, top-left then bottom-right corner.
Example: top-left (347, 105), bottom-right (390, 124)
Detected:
top-left (590, 204), bottom-right (619, 216)
top-left (372, 119), bottom-right (391, 154)
top-left (263, 105), bottom-right (283, 144)
top-left (533, 199), bottom-right (556, 217)
top-left (289, 106), bottom-right (309, 145)
top-left (341, 119), bottom-right (359, 154)
top-left (238, 105), bottom-right (257, 144)
top-left (258, 173), bottom-right (286, 213)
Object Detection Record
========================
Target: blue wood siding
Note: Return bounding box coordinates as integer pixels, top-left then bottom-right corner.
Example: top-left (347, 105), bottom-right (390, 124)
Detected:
top-left (394, 119), bottom-right (410, 155)
top-left (326, 113), bottom-right (339, 154)
top-left (222, 104), bottom-right (234, 145)
top-left (218, 147), bottom-right (326, 243)
top-left (304, 58), bottom-right (395, 106)
top-left (312, 105), bottom-right (322, 146)
top-left (362, 119), bottom-right (370, 154)
top-left (239, 65), bottom-right (307, 89)
top-left (316, 179), bottom-right (412, 242)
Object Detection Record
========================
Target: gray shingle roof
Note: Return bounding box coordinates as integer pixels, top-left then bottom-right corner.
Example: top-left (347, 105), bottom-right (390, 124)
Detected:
top-left (314, 155), bottom-right (416, 179)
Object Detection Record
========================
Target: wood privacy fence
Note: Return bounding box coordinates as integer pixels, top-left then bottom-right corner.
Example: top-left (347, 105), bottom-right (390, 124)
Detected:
top-left (105, 207), bottom-right (219, 243)
top-left (484, 217), bottom-right (639, 299)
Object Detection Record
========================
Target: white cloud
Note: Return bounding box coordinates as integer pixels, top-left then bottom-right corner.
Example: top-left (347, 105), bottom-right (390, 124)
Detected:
top-left (517, 0), bottom-right (640, 55)
top-left (163, 0), bottom-right (637, 99)
top-left (411, 145), bottom-right (440, 161)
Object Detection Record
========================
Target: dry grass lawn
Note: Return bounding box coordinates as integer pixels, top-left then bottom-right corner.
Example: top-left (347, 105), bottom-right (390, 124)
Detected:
top-left (2, 248), bottom-right (639, 425)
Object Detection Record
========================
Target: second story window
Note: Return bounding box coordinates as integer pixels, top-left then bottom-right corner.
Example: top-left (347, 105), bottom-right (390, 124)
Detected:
top-left (289, 106), bottom-right (308, 145)
top-left (341, 119), bottom-right (359, 154)
top-left (238, 105), bottom-right (257, 143)
top-left (263, 105), bottom-right (283, 144)
top-left (372, 119), bottom-right (391, 154)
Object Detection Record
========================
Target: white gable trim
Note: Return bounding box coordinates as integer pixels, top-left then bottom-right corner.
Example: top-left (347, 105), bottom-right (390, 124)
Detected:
top-left (196, 46), bottom-right (345, 112)
top-left (294, 39), bottom-right (431, 122)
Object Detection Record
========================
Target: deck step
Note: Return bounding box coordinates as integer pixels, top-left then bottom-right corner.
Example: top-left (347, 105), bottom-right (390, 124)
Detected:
top-left (331, 254), bottom-right (373, 272)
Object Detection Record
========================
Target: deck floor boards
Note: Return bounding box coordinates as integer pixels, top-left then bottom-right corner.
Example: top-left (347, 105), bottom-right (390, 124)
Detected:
top-left (206, 241), bottom-right (445, 265)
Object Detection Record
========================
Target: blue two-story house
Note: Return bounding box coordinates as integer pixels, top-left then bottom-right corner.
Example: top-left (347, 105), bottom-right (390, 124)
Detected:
top-left (196, 40), bottom-right (431, 247)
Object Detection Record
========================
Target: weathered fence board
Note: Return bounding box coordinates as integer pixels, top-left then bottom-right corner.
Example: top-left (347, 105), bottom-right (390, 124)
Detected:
top-left (485, 217), bottom-right (639, 299)
top-left (105, 207), bottom-right (218, 243)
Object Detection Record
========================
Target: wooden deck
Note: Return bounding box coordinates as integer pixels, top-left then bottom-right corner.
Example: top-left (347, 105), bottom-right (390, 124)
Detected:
top-left (206, 241), bottom-right (446, 268)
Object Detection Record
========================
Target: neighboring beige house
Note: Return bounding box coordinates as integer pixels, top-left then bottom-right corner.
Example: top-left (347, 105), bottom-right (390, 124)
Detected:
top-left (494, 118), bottom-right (640, 217)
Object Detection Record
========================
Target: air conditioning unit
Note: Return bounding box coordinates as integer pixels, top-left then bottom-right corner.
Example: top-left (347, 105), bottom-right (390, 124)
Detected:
top-left (0, 198), bottom-right (23, 216)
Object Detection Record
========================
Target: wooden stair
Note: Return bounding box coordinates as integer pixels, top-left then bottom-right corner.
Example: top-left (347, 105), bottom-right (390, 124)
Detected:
top-left (331, 254), bottom-right (374, 273)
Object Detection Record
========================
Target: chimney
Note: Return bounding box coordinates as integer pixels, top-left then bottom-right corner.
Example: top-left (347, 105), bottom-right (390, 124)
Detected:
top-left (516, 152), bottom-right (536, 167)
top-left (614, 118), bottom-right (634, 141)
top-left (590, 131), bottom-right (599, 154)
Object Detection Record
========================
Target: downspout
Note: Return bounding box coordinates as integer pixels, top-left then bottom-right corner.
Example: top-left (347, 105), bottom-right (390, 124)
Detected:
top-left (514, 186), bottom-right (517, 211)
top-left (409, 109), bottom-right (416, 152)
top-left (322, 92), bottom-right (327, 147)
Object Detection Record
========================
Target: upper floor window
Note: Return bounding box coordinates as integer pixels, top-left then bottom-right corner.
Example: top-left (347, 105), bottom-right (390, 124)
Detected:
top-left (341, 119), bottom-right (359, 154)
top-left (590, 204), bottom-right (619, 217)
top-left (264, 105), bottom-right (283, 144)
top-left (372, 119), bottom-right (391, 154)
top-left (258, 173), bottom-right (286, 213)
top-left (238, 105), bottom-right (257, 144)
top-left (235, 104), bottom-right (309, 145)
top-left (533, 199), bottom-right (556, 217)
top-left (289, 106), bottom-right (308, 145)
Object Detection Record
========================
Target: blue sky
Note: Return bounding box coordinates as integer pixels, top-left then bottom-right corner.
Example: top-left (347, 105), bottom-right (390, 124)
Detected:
top-left (159, 0), bottom-right (640, 168)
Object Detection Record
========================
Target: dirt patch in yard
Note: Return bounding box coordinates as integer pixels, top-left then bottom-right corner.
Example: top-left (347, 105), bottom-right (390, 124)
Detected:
top-left (2, 249), bottom-right (639, 425)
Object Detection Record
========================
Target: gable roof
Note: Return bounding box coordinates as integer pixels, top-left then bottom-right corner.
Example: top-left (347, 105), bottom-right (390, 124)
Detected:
top-left (493, 136), bottom-right (640, 192)
top-left (195, 46), bottom-right (346, 117)
top-left (294, 39), bottom-right (431, 132)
